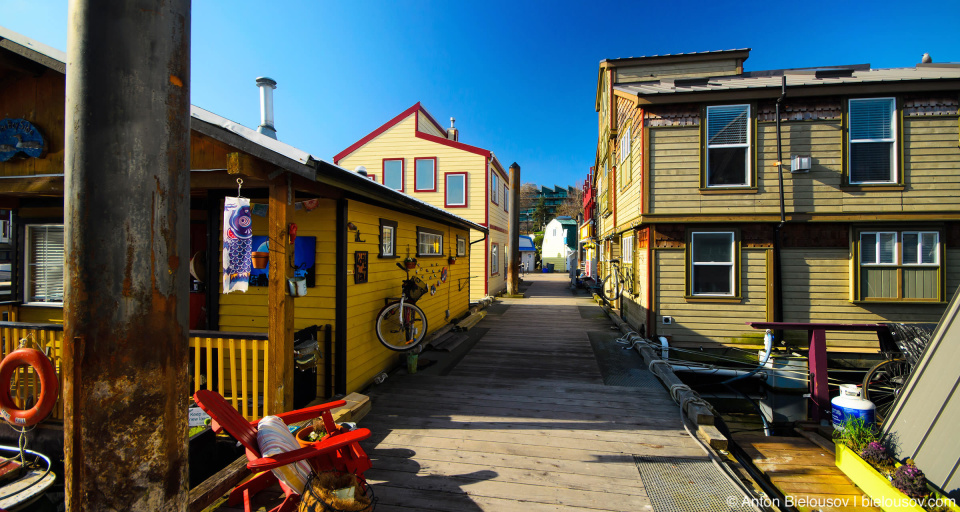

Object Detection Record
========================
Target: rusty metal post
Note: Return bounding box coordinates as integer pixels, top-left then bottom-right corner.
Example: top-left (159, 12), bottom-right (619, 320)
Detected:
top-left (507, 163), bottom-right (520, 295)
top-left (64, 1), bottom-right (191, 510)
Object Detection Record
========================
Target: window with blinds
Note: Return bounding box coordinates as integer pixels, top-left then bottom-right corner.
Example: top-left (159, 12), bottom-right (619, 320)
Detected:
top-left (706, 105), bottom-right (750, 187)
top-left (849, 98), bottom-right (896, 184)
top-left (25, 224), bottom-right (64, 304)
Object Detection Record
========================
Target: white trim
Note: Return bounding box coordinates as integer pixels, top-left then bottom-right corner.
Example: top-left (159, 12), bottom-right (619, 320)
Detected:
top-left (705, 104), bottom-right (751, 188)
top-left (848, 97), bottom-right (897, 185)
top-left (690, 231), bottom-right (735, 296)
top-left (23, 224), bottom-right (64, 306)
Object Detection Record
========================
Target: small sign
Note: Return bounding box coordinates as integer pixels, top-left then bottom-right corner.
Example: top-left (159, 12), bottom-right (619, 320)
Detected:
top-left (354, 251), bottom-right (368, 284)
top-left (0, 119), bottom-right (45, 162)
top-left (189, 407), bottom-right (211, 427)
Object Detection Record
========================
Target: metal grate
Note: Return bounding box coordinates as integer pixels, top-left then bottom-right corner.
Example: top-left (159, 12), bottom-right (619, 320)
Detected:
top-left (633, 455), bottom-right (757, 512)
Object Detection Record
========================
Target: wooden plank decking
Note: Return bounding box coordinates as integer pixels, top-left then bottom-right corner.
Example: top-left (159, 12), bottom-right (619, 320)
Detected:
top-left (359, 273), bottom-right (711, 511)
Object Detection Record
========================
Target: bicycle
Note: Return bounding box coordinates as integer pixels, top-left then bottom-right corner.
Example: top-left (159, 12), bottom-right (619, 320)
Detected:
top-left (374, 262), bottom-right (429, 351)
top-left (599, 257), bottom-right (633, 302)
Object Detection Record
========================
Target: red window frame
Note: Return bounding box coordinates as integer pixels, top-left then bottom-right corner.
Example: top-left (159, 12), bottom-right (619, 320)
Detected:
top-left (382, 158), bottom-right (405, 192)
top-left (444, 172), bottom-right (468, 208)
top-left (414, 157), bottom-right (438, 192)
top-left (367, 173), bottom-right (377, 182)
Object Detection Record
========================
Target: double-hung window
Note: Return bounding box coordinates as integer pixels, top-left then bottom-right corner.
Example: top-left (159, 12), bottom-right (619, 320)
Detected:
top-left (379, 219), bottom-right (398, 258)
top-left (417, 227), bottom-right (443, 257)
top-left (848, 98), bottom-right (896, 184)
top-left (414, 157), bottom-right (436, 192)
top-left (457, 236), bottom-right (466, 257)
top-left (445, 173), bottom-right (467, 207)
top-left (705, 105), bottom-right (750, 187)
top-left (25, 224), bottom-right (64, 305)
top-left (690, 231), bottom-right (736, 296)
top-left (491, 171), bottom-right (499, 205)
top-left (858, 230), bottom-right (940, 300)
top-left (503, 184), bottom-right (509, 212)
top-left (622, 235), bottom-right (634, 264)
top-left (383, 159), bottom-right (404, 191)
top-left (491, 243), bottom-right (499, 275)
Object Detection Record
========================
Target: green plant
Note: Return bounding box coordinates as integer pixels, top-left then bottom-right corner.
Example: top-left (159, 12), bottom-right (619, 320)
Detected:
top-left (833, 416), bottom-right (879, 453)
top-left (308, 417), bottom-right (328, 441)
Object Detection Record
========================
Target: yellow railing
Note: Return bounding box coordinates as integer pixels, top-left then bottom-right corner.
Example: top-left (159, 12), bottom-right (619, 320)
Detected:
top-left (189, 331), bottom-right (270, 421)
top-left (0, 324), bottom-right (271, 423)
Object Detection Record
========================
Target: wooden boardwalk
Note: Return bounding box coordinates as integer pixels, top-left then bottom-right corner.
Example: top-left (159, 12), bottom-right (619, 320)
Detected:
top-left (359, 273), bottom-right (717, 511)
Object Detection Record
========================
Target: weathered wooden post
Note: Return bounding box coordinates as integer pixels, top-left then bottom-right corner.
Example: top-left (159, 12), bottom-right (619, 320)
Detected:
top-left (64, 1), bottom-right (191, 510)
top-left (508, 162), bottom-right (520, 295)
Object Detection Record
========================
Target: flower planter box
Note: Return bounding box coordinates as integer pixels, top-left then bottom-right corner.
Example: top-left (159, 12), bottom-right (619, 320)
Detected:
top-left (835, 444), bottom-right (959, 512)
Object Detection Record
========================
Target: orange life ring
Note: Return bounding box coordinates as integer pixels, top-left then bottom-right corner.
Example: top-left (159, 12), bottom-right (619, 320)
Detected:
top-left (0, 348), bottom-right (59, 427)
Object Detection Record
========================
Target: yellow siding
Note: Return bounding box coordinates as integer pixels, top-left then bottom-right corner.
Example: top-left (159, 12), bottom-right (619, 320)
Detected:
top-left (902, 117), bottom-right (960, 210)
top-left (781, 248), bottom-right (957, 350)
top-left (338, 112), bottom-right (502, 301)
top-left (344, 200), bottom-right (470, 392)
top-left (648, 127), bottom-right (700, 214)
top-left (616, 60), bottom-right (740, 84)
top-left (417, 112), bottom-right (446, 138)
top-left (655, 248), bottom-right (768, 346)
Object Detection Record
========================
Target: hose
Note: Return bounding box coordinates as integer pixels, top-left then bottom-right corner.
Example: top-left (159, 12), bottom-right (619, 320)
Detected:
top-left (722, 330), bottom-right (773, 385)
top-left (0, 443), bottom-right (52, 500)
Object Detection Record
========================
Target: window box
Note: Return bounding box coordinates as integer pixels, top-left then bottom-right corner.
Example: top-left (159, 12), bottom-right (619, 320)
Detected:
top-left (414, 157), bottom-right (437, 192)
top-left (383, 158), bottom-right (404, 192)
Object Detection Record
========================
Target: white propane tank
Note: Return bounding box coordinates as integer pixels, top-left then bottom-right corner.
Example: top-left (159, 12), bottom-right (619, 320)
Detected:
top-left (831, 384), bottom-right (876, 430)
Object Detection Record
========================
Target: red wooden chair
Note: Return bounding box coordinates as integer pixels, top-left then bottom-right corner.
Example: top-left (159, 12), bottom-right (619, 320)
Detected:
top-left (193, 390), bottom-right (373, 512)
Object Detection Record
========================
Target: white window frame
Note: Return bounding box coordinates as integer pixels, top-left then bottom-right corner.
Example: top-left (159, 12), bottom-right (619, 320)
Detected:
top-left (901, 231), bottom-right (939, 266)
top-left (622, 235), bottom-right (634, 264)
top-left (690, 231), bottom-right (735, 297)
top-left (24, 224), bottom-right (64, 306)
top-left (379, 219), bottom-right (397, 258)
top-left (503, 184), bottom-right (509, 212)
top-left (457, 236), bottom-right (466, 257)
top-left (491, 171), bottom-right (499, 205)
top-left (859, 231), bottom-right (898, 266)
top-left (445, 173), bottom-right (467, 207)
top-left (383, 159), bottom-right (404, 191)
top-left (417, 228), bottom-right (443, 256)
top-left (414, 157), bottom-right (436, 192)
top-left (848, 97), bottom-right (897, 185)
top-left (491, 243), bottom-right (499, 274)
top-left (705, 104), bottom-right (751, 188)
top-left (619, 124), bottom-right (631, 164)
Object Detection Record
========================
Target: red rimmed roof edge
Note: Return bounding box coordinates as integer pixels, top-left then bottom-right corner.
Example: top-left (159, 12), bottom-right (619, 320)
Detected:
top-left (333, 102), bottom-right (422, 164)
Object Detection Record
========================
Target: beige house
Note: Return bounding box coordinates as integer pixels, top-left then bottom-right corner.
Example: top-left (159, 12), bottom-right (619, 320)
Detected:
top-left (592, 48), bottom-right (960, 351)
top-left (335, 103), bottom-right (510, 300)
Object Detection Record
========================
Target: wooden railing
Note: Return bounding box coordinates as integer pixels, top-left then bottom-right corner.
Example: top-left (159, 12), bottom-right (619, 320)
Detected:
top-left (0, 323), bottom-right (271, 423)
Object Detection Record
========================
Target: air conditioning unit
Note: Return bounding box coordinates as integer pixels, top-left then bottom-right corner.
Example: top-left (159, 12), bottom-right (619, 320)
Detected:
top-left (791, 155), bottom-right (812, 173)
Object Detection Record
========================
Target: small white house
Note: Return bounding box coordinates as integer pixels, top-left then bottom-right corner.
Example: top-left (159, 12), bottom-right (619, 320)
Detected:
top-left (519, 235), bottom-right (536, 272)
top-left (542, 217), bottom-right (578, 272)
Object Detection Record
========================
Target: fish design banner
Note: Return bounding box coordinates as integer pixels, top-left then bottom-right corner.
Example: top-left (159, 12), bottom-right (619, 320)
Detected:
top-left (223, 196), bottom-right (252, 293)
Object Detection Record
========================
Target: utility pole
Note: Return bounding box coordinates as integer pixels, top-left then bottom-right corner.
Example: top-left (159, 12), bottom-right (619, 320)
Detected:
top-left (64, 1), bottom-right (191, 509)
top-left (508, 163), bottom-right (520, 295)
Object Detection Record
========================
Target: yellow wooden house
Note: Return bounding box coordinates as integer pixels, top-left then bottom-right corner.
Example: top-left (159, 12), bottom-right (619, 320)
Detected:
top-left (0, 27), bottom-right (483, 420)
top-left (334, 103), bottom-right (510, 301)
top-left (593, 48), bottom-right (960, 352)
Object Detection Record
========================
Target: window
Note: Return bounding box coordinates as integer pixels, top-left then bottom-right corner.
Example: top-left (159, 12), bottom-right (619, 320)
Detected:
top-left (690, 231), bottom-right (735, 296)
top-left (858, 230), bottom-right (940, 301)
top-left (416, 227), bottom-right (443, 256)
top-left (491, 243), bottom-right (499, 275)
top-left (503, 184), bottom-right (509, 212)
top-left (367, 174), bottom-right (377, 182)
top-left (414, 157), bottom-right (436, 192)
top-left (622, 235), bottom-right (634, 264)
top-left (379, 219), bottom-right (397, 258)
top-left (383, 159), bottom-right (404, 191)
top-left (457, 236), bottom-right (466, 257)
top-left (848, 98), bottom-right (896, 184)
top-left (491, 171), bottom-right (499, 205)
top-left (619, 125), bottom-right (631, 164)
top-left (24, 224), bottom-right (64, 304)
top-left (445, 173), bottom-right (467, 207)
top-left (705, 105), bottom-right (750, 187)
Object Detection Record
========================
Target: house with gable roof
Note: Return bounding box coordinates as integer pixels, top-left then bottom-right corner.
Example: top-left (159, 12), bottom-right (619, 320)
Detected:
top-left (334, 103), bottom-right (510, 300)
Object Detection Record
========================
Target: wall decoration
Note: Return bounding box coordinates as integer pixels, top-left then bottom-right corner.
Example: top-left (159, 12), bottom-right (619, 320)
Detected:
top-left (440, 267), bottom-right (447, 283)
top-left (354, 251), bottom-right (368, 284)
top-left (429, 284), bottom-right (436, 296)
top-left (222, 196), bottom-right (252, 293)
top-left (0, 119), bottom-right (45, 162)
top-left (248, 236), bottom-right (316, 288)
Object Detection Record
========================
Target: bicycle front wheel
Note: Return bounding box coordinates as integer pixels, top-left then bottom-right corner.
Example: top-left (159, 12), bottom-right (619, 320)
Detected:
top-left (862, 358), bottom-right (910, 424)
top-left (600, 273), bottom-right (622, 302)
top-left (375, 301), bottom-right (428, 351)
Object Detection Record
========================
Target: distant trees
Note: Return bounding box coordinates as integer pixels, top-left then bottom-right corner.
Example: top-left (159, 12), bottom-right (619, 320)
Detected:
top-left (555, 186), bottom-right (583, 220)
top-left (519, 183), bottom-right (539, 232)
top-left (532, 197), bottom-right (548, 231)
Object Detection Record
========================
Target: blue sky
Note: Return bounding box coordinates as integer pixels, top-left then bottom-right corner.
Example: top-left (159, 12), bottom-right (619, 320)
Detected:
top-left (5, 1), bottom-right (960, 189)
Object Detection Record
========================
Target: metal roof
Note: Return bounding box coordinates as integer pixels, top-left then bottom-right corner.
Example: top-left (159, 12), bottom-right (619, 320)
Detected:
top-left (518, 235), bottom-right (535, 251)
top-left (602, 48), bottom-right (750, 65)
top-left (615, 64), bottom-right (960, 98)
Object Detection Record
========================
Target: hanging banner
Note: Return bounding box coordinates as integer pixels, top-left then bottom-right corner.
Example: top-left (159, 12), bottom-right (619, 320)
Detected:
top-left (223, 196), bottom-right (252, 293)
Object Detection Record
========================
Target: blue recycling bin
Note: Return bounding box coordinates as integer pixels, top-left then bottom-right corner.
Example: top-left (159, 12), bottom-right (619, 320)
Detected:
top-left (542, 266), bottom-right (549, 273)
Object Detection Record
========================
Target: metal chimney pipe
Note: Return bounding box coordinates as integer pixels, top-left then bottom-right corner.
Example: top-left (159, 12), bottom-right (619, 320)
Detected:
top-left (256, 76), bottom-right (277, 139)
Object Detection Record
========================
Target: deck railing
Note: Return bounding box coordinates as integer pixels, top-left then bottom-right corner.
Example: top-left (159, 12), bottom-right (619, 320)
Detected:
top-left (0, 323), bottom-right (271, 422)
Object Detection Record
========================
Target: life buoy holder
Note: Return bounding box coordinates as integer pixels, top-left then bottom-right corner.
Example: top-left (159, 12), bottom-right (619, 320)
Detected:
top-left (0, 348), bottom-right (59, 427)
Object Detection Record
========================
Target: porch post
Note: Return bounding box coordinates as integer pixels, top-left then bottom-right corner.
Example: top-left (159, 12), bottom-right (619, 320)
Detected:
top-left (268, 175), bottom-right (295, 413)
top-left (507, 163), bottom-right (520, 295)
top-left (808, 329), bottom-right (830, 422)
top-left (64, 1), bottom-right (191, 510)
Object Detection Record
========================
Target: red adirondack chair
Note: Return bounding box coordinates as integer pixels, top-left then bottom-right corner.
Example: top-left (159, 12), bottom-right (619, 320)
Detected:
top-left (193, 390), bottom-right (373, 512)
